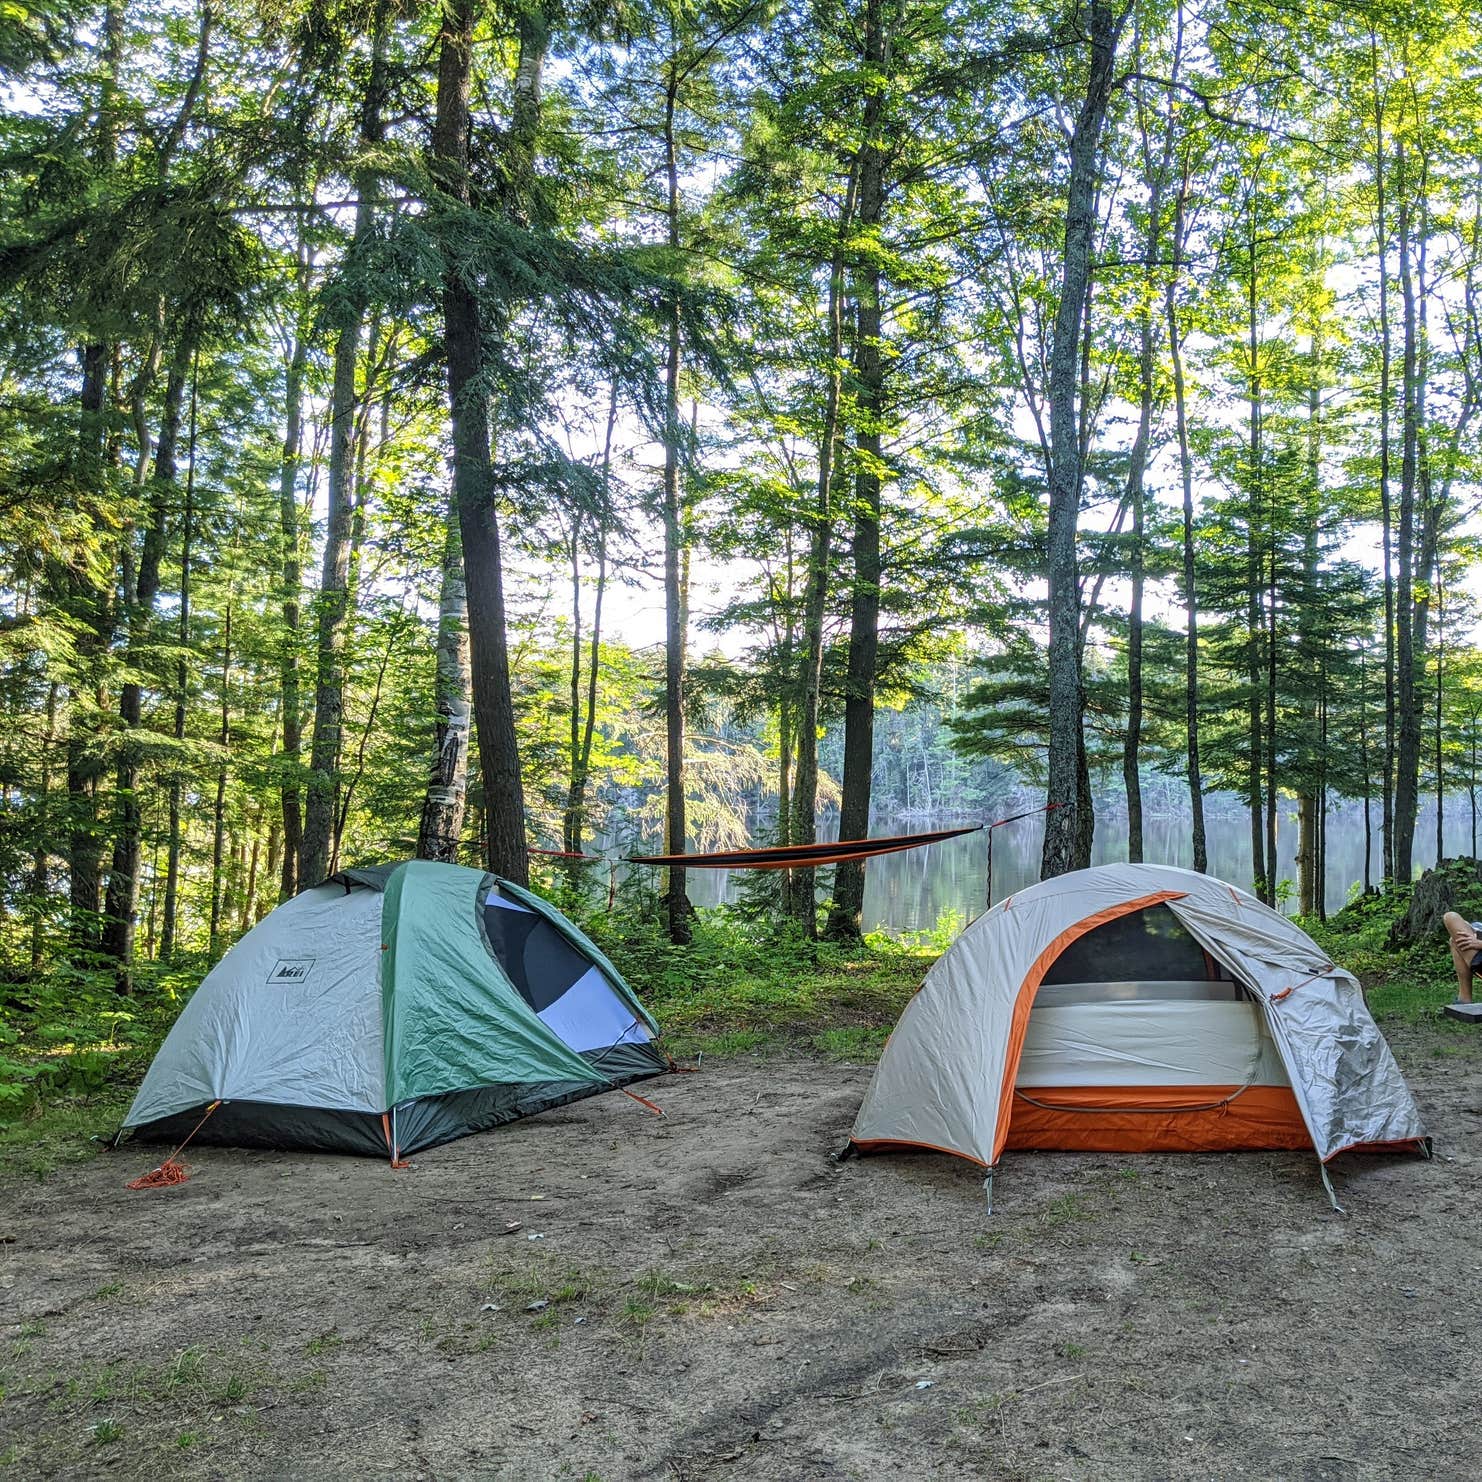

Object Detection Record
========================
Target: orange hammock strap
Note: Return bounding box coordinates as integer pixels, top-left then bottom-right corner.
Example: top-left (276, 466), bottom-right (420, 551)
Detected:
top-left (626, 823), bottom-right (981, 870)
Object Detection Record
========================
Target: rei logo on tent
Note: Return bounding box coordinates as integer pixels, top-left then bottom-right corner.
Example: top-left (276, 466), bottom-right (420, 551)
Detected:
top-left (267, 958), bottom-right (316, 985)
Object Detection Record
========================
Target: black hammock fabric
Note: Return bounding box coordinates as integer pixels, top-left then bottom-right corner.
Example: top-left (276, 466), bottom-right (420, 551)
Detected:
top-left (626, 824), bottom-right (982, 870)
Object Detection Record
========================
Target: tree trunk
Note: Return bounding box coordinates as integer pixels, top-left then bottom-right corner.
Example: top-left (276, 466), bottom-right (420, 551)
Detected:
top-left (433, 0), bottom-right (529, 885)
top-left (30, 682), bottom-right (59, 969)
top-left (1371, 37), bottom-right (1395, 880)
top-left (562, 384), bottom-right (618, 859)
top-left (68, 358), bottom-right (110, 947)
top-left (826, 0), bottom-right (886, 943)
top-left (1119, 61), bottom-right (1171, 869)
top-left (100, 332), bottom-right (192, 982)
top-left (1167, 166), bottom-right (1206, 872)
top-left (791, 159), bottom-right (862, 936)
top-left (67, 2), bottom-right (124, 948)
top-left (1296, 319), bottom-right (1323, 917)
top-left (1393, 141), bottom-right (1419, 883)
top-left (160, 358), bottom-right (197, 961)
top-left (1244, 195), bottom-right (1267, 902)
top-left (658, 51), bottom-right (693, 942)
top-left (208, 588), bottom-right (233, 959)
top-left (417, 505), bottom-right (472, 861)
top-left (1041, 0), bottom-right (1120, 880)
top-left (277, 267), bottom-right (308, 899)
top-left (300, 0), bottom-right (389, 890)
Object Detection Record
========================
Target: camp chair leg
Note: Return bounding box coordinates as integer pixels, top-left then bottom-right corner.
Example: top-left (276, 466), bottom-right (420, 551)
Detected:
top-left (1318, 1161), bottom-right (1346, 1216)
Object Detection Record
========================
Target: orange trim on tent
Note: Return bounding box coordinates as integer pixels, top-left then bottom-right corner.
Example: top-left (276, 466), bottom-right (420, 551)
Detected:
top-left (847, 1135), bottom-right (989, 1169)
top-left (1322, 1135), bottom-right (1432, 1163)
top-left (990, 889), bottom-right (1188, 1162)
top-left (1004, 1083), bottom-right (1312, 1154)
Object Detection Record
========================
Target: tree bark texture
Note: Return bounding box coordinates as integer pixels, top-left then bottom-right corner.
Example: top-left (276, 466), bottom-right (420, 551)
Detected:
top-left (433, 0), bottom-right (530, 886)
top-left (1041, 0), bottom-right (1120, 880)
top-left (300, 0), bottom-right (389, 890)
top-left (417, 505), bottom-right (472, 862)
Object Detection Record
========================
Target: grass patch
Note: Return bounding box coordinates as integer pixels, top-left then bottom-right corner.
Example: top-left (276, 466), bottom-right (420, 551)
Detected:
top-left (593, 910), bottom-right (932, 1059)
top-left (1, 959), bottom-right (204, 1183)
top-left (810, 1025), bottom-right (891, 1061)
top-left (1303, 905), bottom-right (1471, 1023)
top-left (485, 1261), bottom-right (603, 1313)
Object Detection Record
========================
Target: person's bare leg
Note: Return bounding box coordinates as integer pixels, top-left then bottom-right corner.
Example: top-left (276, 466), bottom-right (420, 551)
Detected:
top-left (1443, 912), bottom-right (1476, 1003)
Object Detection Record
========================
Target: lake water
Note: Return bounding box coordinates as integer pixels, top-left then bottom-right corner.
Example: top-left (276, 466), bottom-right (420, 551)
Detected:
top-left (673, 794), bottom-right (1480, 936)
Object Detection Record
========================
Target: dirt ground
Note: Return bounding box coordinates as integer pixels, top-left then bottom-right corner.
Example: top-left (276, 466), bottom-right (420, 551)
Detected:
top-left (3, 1021), bottom-right (1480, 1482)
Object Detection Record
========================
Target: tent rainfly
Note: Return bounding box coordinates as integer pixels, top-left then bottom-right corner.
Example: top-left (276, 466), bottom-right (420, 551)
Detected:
top-left (122, 861), bottom-right (666, 1160)
top-left (847, 864), bottom-right (1429, 1208)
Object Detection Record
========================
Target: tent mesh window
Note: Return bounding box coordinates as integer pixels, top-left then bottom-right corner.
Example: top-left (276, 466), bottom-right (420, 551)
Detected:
top-left (481, 895), bottom-right (594, 1013)
top-left (1041, 904), bottom-right (1245, 999)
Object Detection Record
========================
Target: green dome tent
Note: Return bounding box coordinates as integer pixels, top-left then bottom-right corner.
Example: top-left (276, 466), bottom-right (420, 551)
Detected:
top-left (122, 860), bottom-right (666, 1159)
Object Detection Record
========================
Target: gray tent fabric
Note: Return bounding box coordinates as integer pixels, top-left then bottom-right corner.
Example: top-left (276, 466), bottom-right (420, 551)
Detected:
top-left (123, 861), bottom-right (667, 1157)
top-left (126, 883), bottom-right (386, 1129)
top-left (850, 864), bottom-right (1428, 1183)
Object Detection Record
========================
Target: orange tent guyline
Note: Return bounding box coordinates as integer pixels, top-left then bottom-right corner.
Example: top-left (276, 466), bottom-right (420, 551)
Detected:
top-left (621, 1087), bottom-right (665, 1116)
top-left (381, 1111), bottom-right (411, 1169)
top-left (125, 1100), bottom-right (221, 1190)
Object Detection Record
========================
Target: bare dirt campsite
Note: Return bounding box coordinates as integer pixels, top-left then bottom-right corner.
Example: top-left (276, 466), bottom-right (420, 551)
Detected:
top-left (3, 1024), bottom-right (1479, 1482)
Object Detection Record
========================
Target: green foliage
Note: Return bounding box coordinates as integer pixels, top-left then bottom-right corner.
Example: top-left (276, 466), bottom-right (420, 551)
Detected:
top-left (587, 905), bottom-right (931, 1057)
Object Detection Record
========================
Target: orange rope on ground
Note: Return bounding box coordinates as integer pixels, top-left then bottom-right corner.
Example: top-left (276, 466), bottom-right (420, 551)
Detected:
top-left (621, 1087), bottom-right (665, 1116)
top-left (125, 1100), bottom-right (220, 1190)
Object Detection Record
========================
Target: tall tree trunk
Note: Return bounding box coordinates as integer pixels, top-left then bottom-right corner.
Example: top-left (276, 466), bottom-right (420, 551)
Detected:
top-left (417, 505), bottom-right (472, 861)
top-left (791, 161), bottom-right (862, 936)
top-left (277, 263), bottom-right (308, 899)
top-left (659, 49), bottom-right (693, 941)
top-left (433, 0), bottom-right (530, 885)
top-left (1360, 639), bottom-right (1373, 893)
top-left (1244, 195), bottom-right (1267, 902)
top-left (300, 0), bottom-right (389, 890)
top-left (826, 0), bottom-right (887, 942)
top-left (1041, 0), bottom-right (1121, 880)
top-left (562, 384), bottom-right (617, 858)
top-left (1434, 571), bottom-right (1444, 863)
top-left (160, 357), bottom-right (198, 961)
top-left (1296, 321), bottom-right (1323, 917)
top-left (30, 682), bottom-right (60, 969)
top-left (1120, 48), bottom-right (1173, 869)
top-left (66, 2), bottom-right (124, 947)
top-left (1393, 141), bottom-right (1419, 883)
top-left (1167, 165), bottom-right (1206, 872)
top-left (1121, 162), bottom-right (1162, 862)
top-left (208, 585), bottom-right (234, 959)
top-left (1371, 36), bottom-right (1395, 880)
top-left (100, 332), bottom-right (193, 983)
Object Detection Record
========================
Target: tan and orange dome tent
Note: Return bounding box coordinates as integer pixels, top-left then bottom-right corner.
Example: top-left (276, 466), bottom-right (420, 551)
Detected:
top-left (847, 864), bottom-right (1428, 1208)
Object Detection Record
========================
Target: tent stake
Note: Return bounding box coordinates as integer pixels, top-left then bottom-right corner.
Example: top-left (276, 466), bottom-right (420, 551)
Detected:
top-left (1318, 1161), bottom-right (1347, 1216)
top-left (983, 1169), bottom-right (994, 1215)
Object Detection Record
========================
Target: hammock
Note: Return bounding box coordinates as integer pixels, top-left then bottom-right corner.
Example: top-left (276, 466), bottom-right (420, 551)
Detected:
top-left (626, 823), bottom-right (982, 870)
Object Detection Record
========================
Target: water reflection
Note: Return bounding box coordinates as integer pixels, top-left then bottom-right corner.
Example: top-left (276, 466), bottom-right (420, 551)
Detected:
top-left (677, 795), bottom-right (1479, 937)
